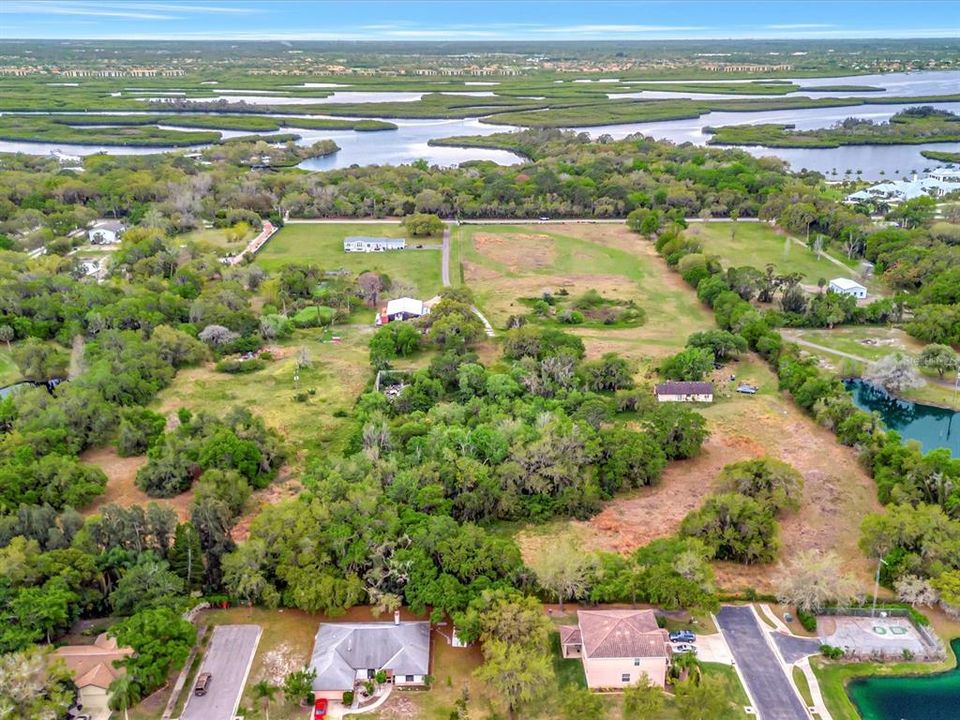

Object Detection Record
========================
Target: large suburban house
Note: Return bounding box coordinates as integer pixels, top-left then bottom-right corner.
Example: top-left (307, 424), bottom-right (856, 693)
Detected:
top-left (560, 609), bottom-right (671, 690)
top-left (829, 277), bottom-right (868, 299)
top-left (309, 620), bottom-right (431, 701)
top-left (655, 381), bottom-right (714, 403)
top-left (51, 633), bottom-right (134, 720)
top-left (87, 220), bottom-right (125, 245)
top-left (344, 236), bottom-right (406, 252)
top-left (375, 296), bottom-right (441, 326)
top-left (845, 171), bottom-right (960, 205)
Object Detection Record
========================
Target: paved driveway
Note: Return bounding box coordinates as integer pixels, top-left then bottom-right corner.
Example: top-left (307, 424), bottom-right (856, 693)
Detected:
top-left (181, 624), bottom-right (262, 720)
top-left (716, 606), bottom-right (808, 720)
top-left (773, 632), bottom-right (821, 664)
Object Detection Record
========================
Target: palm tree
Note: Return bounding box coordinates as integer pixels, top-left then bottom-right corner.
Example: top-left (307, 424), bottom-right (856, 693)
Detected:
top-left (253, 680), bottom-right (277, 720)
top-left (108, 675), bottom-right (142, 720)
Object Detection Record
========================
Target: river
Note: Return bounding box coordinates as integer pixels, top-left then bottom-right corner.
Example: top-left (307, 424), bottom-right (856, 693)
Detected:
top-left (844, 379), bottom-right (960, 457)
top-left (848, 638), bottom-right (960, 720)
top-left (1, 70), bottom-right (958, 175)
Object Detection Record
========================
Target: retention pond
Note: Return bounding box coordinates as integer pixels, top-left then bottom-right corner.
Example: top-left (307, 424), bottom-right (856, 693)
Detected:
top-left (848, 638), bottom-right (960, 720)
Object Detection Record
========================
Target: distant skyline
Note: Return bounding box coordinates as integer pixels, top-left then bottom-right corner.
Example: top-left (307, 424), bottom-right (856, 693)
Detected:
top-left (2, 1), bottom-right (959, 41)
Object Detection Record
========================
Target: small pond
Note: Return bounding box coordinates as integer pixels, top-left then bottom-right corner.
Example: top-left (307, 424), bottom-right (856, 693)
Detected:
top-left (845, 379), bottom-right (960, 457)
top-left (848, 638), bottom-right (960, 720)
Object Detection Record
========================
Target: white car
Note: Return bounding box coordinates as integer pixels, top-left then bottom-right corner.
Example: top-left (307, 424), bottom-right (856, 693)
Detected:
top-left (672, 643), bottom-right (697, 654)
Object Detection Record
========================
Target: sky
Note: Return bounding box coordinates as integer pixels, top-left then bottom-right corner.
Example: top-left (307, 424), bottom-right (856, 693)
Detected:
top-left (1, 1), bottom-right (959, 41)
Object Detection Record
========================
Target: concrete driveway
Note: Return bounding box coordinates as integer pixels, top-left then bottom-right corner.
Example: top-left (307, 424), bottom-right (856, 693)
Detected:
top-left (716, 606), bottom-right (808, 720)
top-left (180, 624), bottom-right (262, 720)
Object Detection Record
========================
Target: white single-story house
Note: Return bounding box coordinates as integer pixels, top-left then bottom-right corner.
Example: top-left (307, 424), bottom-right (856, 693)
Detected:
top-left (51, 633), bottom-right (134, 720)
top-left (829, 277), bottom-right (868, 299)
top-left (88, 220), bottom-right (125, 245)
top-left (376, 296), bottom-right (441, 326)
top-left (655, 381), bottom-right (714, 403)
top-left (344, 236), bottom-right (406, 253)
top-left (560, 610), bottom-right (671, 690)
top-left (309, 619), bottom-right (431, 701)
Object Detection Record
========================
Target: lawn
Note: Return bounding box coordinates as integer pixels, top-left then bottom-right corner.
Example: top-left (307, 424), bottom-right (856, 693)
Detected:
top-left (455, 222), bottom-right (714, 359)
top-left (257, 223), bottom-right (443, 298)
top-left (0, 348), bottom-right (19, 386)
top-left (684, 222), bottom-right (877, 291)
top-left (178, 226), bottom-right (254, 250)
top-left (152, 327), bottom-right (372, 456)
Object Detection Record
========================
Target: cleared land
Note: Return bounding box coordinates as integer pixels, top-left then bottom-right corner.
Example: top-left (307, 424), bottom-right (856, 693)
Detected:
top-left (784, 326), bottom-right (960, 410)
top-left (179, 226), bottom-right (255, 250)
top-left (153, 329), bottom-right (372, 456)
top-left (684, 222), bottom-right (870, 287)
top-left (257, 223), bottom-right (443, 297)
top-left (517, 356), bottom-right (881, 592)
top-left (457, 222), bottom-right (714, 358)
top-left (80, 446), bottom-right (195, 521)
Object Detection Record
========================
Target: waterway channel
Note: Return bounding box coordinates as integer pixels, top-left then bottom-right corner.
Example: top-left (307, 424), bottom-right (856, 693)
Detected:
top-left (1, 70), bottom-right (958, 177)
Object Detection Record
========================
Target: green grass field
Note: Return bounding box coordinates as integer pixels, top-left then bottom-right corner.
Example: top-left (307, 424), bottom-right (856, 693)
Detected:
top-left (685, 222), bottom-right (867, 286)
top-left (152, 328), bottom-right (372, 455)
top-left (0, 349), bottom-right (19, 386)
top-left (257, 223), bottom-right (443, 297)
top-left (178, 226), bottom-right (254, 250)
top-left (455, 222), bottom-right (714, 358)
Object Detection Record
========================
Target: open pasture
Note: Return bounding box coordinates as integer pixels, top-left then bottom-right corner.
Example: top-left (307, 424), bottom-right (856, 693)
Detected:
top-left (457, 222), bottom-right (714, 358)
top-left (257, 223), bottom-right (443, 297)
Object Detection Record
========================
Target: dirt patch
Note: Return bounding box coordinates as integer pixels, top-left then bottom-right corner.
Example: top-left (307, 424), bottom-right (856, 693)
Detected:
top-left (462, 260), bottom-right (501, 282)
top-left (258, 642), bottom-right (306, 685)
top-left (473, 233), bottom-right (556, 272)
top-left (376, 693), bottom-right (420, 720)
top-left (80, 446), bottom-right (195, 521)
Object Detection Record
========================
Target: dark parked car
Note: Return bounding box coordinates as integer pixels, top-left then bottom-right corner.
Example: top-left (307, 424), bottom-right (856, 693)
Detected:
top-left (669, 630), bottom-right (696, 643)
top-left (194, 672), bottom-right (212, 696)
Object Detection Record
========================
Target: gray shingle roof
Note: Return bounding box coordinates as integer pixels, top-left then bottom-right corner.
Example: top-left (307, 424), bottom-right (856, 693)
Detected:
top-left (309, 622), bottom-right (430, 691)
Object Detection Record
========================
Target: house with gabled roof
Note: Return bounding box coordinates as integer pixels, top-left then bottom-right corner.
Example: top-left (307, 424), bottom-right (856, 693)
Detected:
top-left (309, 619), bottom-right (431, 701)
top-left (559, 609), bottom-right (671, 690)
top-left (51, 633), bottom-right (134, 719)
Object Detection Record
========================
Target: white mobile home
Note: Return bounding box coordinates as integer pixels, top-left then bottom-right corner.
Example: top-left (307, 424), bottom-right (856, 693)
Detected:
top-left (829, 278), bottom-right (868, 299)
top-left (344, 236), bottom-right (406, 253)
top-left (654, 381), bottom-right (714, 403)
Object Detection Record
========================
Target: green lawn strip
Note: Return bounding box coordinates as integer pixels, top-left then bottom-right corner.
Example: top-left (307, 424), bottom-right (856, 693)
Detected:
top-left (792, 665), bottom-right (815, 707)
top-left (178, 227), bottom-right (254, 250)
top-left (549, 631), bottom-right (587, 689)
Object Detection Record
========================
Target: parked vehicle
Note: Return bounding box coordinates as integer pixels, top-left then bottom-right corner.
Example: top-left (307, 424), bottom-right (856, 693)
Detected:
top-left (314, 698), bottom-right (328, 718)
top-left (669, 630), bottom-right (696, 643)
top-left (672, 643), bottom-right (697, 654)
top-left (194, 672), bottom-right (212, 696)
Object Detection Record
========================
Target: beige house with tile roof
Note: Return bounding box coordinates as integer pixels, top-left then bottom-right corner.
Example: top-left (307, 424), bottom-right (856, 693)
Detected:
top-left (51, 633), bottom-right (133, 719)
top-left (559, 609), bottom-right (671, 690)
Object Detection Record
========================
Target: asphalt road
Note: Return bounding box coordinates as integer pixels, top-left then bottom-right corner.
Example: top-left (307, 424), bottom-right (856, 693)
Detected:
top-left (716, 606), bottom-right (809, 720)
top-left (180, 624), bottom-right (262, 720)
top-left (773, 632), bottom-right (822, 665)
top-left (441, 225), bottom-right (451, 286)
